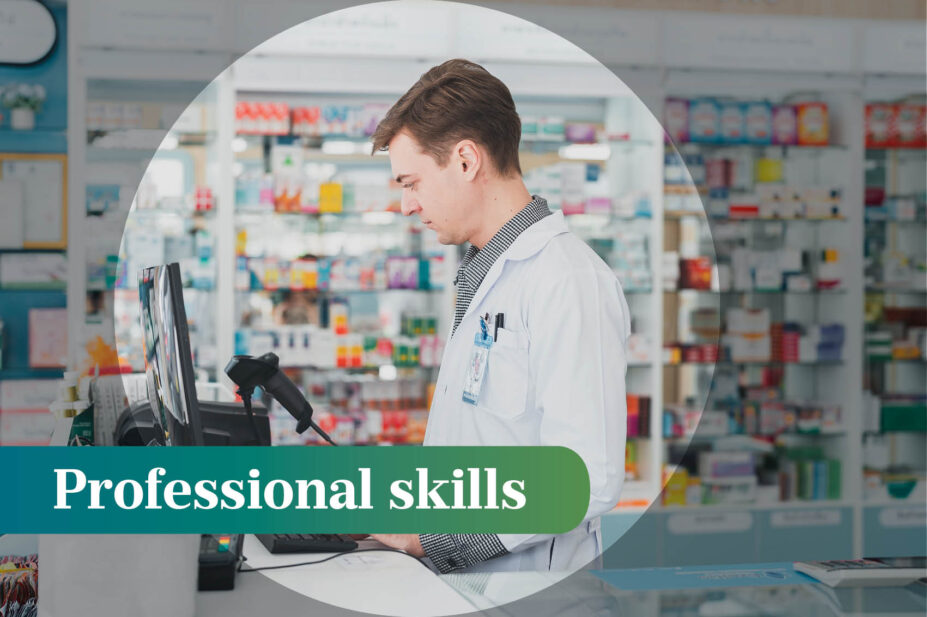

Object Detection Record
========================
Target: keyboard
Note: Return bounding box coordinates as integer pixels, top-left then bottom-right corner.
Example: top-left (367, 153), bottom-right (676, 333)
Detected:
top-left (256, 533), bottom-right (358, 554)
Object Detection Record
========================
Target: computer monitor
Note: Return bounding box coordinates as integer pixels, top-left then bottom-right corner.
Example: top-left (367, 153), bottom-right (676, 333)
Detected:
top-left (138, 262), bottom-right (204, 446)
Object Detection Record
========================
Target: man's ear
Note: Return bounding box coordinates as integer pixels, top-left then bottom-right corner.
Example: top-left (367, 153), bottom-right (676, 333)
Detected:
top-left (455, 140), bottom-right (481, 180)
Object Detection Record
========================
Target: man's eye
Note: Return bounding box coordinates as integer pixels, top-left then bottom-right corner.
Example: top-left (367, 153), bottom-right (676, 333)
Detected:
top-left (403, 183), bottom-right (416, 190)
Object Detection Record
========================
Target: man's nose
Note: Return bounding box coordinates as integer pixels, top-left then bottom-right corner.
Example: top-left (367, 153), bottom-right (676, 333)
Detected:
top-left (400, 192), bottom-right (421, 217)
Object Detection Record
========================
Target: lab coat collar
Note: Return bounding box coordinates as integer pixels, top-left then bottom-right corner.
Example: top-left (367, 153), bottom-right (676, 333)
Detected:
top-left (458, 210), bottom-right (569, 326)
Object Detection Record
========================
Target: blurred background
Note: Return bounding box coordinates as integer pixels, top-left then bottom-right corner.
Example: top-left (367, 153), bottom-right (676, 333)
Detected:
top-left (0, 0), bottom-right (923, 570)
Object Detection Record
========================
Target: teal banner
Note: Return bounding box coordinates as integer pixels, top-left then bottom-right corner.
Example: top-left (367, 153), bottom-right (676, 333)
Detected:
top-left (0, 446), bottom-right (589, 534)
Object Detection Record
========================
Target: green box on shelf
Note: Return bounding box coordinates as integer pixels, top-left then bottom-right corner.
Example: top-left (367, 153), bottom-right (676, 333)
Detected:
top-left (880, 402), bottom-right (927, 432)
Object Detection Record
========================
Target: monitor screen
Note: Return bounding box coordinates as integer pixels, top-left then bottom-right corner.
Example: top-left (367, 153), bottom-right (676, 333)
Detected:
top-left (138, 263), bottom-right (204, 446)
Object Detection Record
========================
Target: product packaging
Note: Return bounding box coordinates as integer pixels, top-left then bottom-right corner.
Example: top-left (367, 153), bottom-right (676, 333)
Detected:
top-left (895, 104), bottom-right (927, 148)
top-left (663, 98), bottom-right (689, 143)
top-left (689, 98), bottom-right (720, 143)
top-left (796, 102), bottom-right (829, 146)
top-left (865, 103), bottom-right (895, 148)
top-left (719, 100), bottom-right (745, 143)
top-left (744, 101), bottom-right (772, 144)
top-left (771, 105), bottom-right (798, 145)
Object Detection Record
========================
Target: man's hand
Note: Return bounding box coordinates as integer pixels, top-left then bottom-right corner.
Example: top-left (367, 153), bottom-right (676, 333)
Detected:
top-left (370, 534), bottom-right (425, 557)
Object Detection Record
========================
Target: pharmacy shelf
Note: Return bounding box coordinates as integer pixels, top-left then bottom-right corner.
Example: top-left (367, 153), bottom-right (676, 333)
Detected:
top-left (51, 2), bottom-right (927, 567)
top-left (239, 287), bottom-right (443, 295)
top-left (664, 211), bottom-right (847, 223)
top-left (664, 431), bottom-right (849, 442)
top-left (665, 360), bottom-right (845, 367)
top-left (654, 500), bottom-right (852, 513)
top-left (865, 286), bottom-right (927, 294)
top-left (864, 219), bottom-right (927, 225)
top-left (672, 142), bottom-right (849, 153)
top-left (864, 358), bottom-right (926, 365)
top-left (668, 289), bottom-right (847, 295)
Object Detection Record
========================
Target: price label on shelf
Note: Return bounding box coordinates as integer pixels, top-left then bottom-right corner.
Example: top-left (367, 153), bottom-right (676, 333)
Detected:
top-left (667, 511), bottom-right (753, 535)
top-left (770, 509), bottom-right (841, 528)
top-left (878, 506), bottom-right (927, 529)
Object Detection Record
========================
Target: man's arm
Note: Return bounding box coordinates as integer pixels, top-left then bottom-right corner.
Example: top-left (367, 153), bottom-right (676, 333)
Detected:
top-left (369, 533), bottom-right (507, 574)
top-left (418, 534), bottom-right (508, 573)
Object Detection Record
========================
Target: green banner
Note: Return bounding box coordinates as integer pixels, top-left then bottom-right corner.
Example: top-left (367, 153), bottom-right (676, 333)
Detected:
top-left (1, 446), bottom-right (589, 534)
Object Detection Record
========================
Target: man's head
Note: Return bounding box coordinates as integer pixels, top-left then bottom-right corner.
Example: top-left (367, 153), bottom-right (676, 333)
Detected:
top-left (372, 59), bottom-right (523, 245)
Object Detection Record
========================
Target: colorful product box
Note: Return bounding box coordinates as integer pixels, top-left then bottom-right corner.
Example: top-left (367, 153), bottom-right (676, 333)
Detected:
top-left (662, 467), bottom-right (689, 506)
top-left (679, 257), bottom-right (713, 290)
top-left (895, 104), bottom-right (927, 148)
top-left (865, 103), bottom-right (895, 148)
top-left (719, 101), bottom-right (746, 143)
top-left (796, 102), bottom-right (829, 146)
top-left (292, 106), bottom-right (322, 137)
top-left (771, 105), bottom-right (798, 145)
top-left (699, 451), bottom-right (755, 478)
top-left (663, 98), bottom-right (689, 143)
top-left (744, 101), bottom-right (773, 144)
top-left (689, 98), bottom-right (720, 143)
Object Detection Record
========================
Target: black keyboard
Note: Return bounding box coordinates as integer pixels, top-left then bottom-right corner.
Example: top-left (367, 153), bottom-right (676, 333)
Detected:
top-left (256, 533), bottom-right (358, 554)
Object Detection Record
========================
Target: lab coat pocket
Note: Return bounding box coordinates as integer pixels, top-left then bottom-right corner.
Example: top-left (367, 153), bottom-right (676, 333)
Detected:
top-left (476, 328), bottom-right (531, 419)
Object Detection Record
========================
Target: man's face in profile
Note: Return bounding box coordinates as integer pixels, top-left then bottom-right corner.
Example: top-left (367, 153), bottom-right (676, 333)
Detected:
top-left (388, 130), bottom-right (473, 245)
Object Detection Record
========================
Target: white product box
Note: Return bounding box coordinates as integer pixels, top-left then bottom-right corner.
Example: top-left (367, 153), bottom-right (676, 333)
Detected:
top-left (727, 308), bottom-right (770, 334)
top-left (799, 337), bottom-right (817, 362)
top-left (701, 476), bottom-right (758, 505)
top-left (754, 264), bottom-right (782, 290)
top-left (0, 379), bottom-right (58, 445)
top-left (731, 248), bottom-right (753, 290)
top-left (713, 263), bottom-right (731, 291)
top-left (699, 451), bottom-right (755, 478)
top-left (694, 410), bottom-right (729, 436)
top-left (729, 333), bottom-right (771, 362)
top-left (786, 275), bottom-right (813, 292)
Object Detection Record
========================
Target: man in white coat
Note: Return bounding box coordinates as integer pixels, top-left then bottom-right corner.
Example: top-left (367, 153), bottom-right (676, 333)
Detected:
top-left (369, 59), bottom-right (629, 573)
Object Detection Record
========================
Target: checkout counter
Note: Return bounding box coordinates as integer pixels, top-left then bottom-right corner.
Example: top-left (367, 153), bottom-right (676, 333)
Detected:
top-left (195, 536), bottom-right (927, 617)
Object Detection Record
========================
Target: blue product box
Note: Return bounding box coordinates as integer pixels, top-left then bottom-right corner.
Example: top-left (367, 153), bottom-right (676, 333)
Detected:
top-left (720, 100), bottom-right (746, 144)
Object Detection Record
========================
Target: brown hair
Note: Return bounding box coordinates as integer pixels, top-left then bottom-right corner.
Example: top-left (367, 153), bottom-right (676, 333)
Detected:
top-left (371, 59), bottom-right (522, 177)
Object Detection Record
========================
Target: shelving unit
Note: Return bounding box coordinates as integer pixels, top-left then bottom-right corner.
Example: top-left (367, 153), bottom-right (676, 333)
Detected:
top-left (859, 85), bottom-right (926, 557)
top-left (54, 1), bottom-right (925, 565)
top-left (218, 58), bottom-right (666, 454)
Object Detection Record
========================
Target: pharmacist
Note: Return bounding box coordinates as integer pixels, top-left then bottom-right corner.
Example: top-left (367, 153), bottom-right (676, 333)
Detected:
top-left (369, 59), bottom-right (630, 573)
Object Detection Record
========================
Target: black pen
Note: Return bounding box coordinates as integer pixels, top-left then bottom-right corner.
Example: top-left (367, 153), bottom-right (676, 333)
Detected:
top-left (493, 313), bottom-right (504, 341)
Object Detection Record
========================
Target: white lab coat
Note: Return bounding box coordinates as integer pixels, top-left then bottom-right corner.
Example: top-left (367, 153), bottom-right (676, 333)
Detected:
top-left (424, 210), bottom-right (629, 572)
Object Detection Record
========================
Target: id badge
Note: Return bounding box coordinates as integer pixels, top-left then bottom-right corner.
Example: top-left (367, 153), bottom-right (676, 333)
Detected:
top-left (462, 331), bottom-right (492, 405)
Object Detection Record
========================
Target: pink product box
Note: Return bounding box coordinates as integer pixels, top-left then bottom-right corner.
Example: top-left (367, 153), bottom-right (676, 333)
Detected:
top-left (772, 105), bottom-right (798, 145)
top-left (664, 98), bottom-right (689, 143)
top-left (585, 196), bottom-right (612, 214)
top-left (402, 257), bottom-right (419, 289)
top-left (719, 101), bottom-right (746, 144)
top-left (561, 199), bottom-right (585, 216)
top-left (385, 257), bottom-right (404, 289)
top-left (565, 123), bottom-right (597, 144)
top-left (689, 99), bottom-right (720, 143)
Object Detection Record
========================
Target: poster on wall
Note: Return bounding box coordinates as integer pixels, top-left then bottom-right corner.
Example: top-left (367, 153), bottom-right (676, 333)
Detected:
top-left (0, 154), bottom-right (67, 248)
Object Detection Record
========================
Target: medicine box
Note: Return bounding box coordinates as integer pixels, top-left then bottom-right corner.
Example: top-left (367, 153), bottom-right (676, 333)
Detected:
top-left (689, 99), bottom-right (720, 143)
top-left (699, 451), bottom-right (755, 478)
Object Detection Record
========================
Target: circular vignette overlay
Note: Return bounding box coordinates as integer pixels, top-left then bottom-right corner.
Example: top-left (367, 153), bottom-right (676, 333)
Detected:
top-left (115, 2), bottom-right (714, 614)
